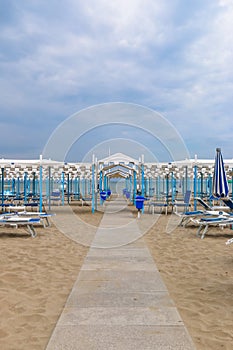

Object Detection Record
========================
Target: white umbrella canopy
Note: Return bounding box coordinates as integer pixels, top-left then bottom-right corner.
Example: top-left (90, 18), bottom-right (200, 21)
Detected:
top-left (0, 157), bottom-right (64, 170)
top-left (0, 157), bottom-right (65, 211)
top-left (212, 148), bottom-right (229, 198)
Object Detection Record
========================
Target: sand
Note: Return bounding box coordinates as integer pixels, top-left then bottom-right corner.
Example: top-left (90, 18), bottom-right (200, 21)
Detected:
top-left (0, 204), bottom-right (103, 350)
top-left (1, 203), bottom-right (233, 349)
top-left (144, 212), bottom-right (233, 350)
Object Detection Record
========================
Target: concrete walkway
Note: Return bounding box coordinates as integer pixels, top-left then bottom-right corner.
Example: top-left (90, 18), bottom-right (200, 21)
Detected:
top-left (46, 196), bottom-right (196, 350)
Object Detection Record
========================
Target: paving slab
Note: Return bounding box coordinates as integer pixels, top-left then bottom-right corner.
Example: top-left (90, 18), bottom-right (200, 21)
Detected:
top-left (86, 247), bottom-right (153, 257)
top-left (57, 306), bottom-right (183, 326)
top-left (77, 269), bottom-right (160, 281)
top-left (46, 196), bottom-right (196, 350)
top-left (84, 256), bottom-right (155, 264)
top-left (46, 325), bottom-right (195, 350)
top-left (66, 291), bottom-right (175, 308)
top-left (72, 270), bottom-right (167, 293)
top-left (82, 260), bottom-right (158, 271)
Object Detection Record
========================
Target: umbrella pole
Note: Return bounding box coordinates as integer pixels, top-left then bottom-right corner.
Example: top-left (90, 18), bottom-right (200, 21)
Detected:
top-left (39, 165), bottom-right (43, 212)
top-left (231, 168), bottom-right (233, 231)
top-left (1, 167), bottom-right (4, 211)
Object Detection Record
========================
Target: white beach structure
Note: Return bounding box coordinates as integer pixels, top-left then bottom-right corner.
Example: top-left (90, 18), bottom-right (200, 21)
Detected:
top-left (0, 153), bottom-right (233, 212)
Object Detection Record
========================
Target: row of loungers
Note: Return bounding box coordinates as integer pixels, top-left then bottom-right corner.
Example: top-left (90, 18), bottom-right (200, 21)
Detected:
top-left (176, 197), bottom-right (233, 240)
top-left (0, 215), bottom-right (41, 238)
top-left (0, 205), bottom-right (54, 238)
top-left (1, 202), bottom-right (40, 211)
top-left (147, 193), bottom-right (233, 242)
top-left (148, 190), bottom-right (192, 215)
top-left (147, 193), bottom-right (233, 215)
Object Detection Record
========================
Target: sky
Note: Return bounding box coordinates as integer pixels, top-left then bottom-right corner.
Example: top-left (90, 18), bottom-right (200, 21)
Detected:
top-left (0, 0), bottom-right (233, 162)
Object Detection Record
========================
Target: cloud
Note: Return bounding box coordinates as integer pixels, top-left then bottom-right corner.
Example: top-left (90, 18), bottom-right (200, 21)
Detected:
top-left (0, 0), bottom-right (233, 159)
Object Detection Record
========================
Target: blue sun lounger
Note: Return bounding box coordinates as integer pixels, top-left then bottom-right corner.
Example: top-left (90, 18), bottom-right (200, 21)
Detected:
top-left (226, 237), bottom-right (233, 245)
top-left (177, 209), bottom-right (231, 227)
top-left (191, 216), bottom-right (233, 239)
top-left (0, 216), bottom-right (41, 238)
top-left (173, 190), bottom-right (191, 214)
top-left (177, 210), bottom-right (205, 227)
top-left (195, 197), bottom-right (227, 211)
top-left (17, 211), bottom-right (55, 227)
top-left (148, 201), bottom-right (169, 215)
top-left (221, 198), bottom-right (233, 211)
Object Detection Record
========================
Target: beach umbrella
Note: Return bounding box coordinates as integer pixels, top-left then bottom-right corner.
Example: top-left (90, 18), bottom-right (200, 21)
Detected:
top-left (212, 148), bottom-right (229, 198)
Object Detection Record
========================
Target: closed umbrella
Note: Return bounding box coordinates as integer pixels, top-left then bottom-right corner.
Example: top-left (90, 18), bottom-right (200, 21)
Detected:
top-left (213, 148), bottom-right (229, 198)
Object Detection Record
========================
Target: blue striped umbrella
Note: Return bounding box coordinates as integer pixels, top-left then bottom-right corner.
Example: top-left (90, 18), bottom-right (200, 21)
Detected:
top-left (213, 148), bottom-right (229, 198)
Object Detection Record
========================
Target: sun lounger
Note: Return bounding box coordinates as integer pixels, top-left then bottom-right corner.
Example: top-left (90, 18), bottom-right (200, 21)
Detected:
top-left (226, 237), bottom-right (233, 245)
top-left (176, 209), bottom-right (230, 227)
top-left (173, 190), bottom-right (191, 214)
top-left (195, 197), bottom-right (212, 210)
top-left (24, 202), bottom-right (40, 211)
top-left (3, 205), bottom-right (26, 212)
top-left (81, 196), bottom-right (92, 206)
top-left (48, 191), bottom-right (61, 205)
top-left (191, 216), bottom-right (233, 239)
top-left (17, 211), bottom-right (55, 227)
top-left (221, 198), bottom-right (233, 211)
top-left (176, 210), bottom-right (205, 227)
top-left (0, 216), bottom-right (41, 238)
top-left (148, 201), bottom-right (169, 215)
top-left (195, 197), bottom-right (227, 211)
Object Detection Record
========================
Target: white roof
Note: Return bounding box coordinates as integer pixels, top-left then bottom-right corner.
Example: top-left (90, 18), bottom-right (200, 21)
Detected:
top-left (99, 152), bottom-right (138, 165)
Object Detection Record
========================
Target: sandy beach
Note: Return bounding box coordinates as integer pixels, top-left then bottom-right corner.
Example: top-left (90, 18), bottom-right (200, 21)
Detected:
top-left (1, 203), bottom-right (233, 349)
top-left (0, 205), bottom-right (103, 350)
top-left (144, 211), bottom-right (233, 350)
